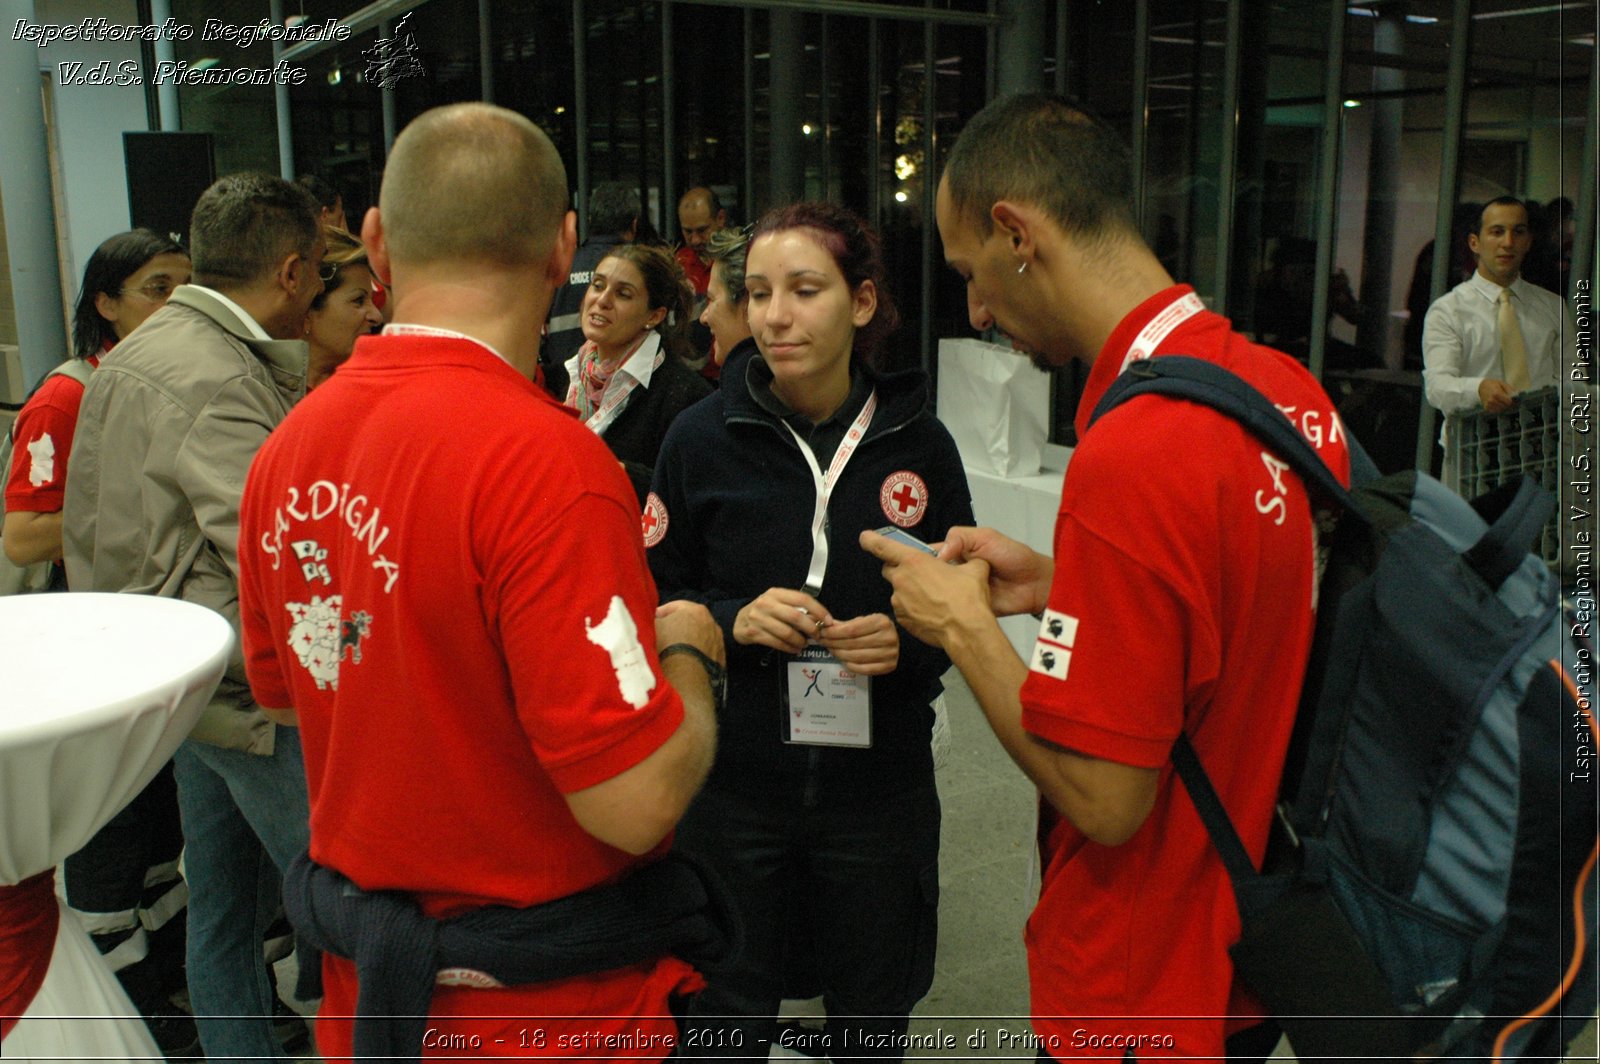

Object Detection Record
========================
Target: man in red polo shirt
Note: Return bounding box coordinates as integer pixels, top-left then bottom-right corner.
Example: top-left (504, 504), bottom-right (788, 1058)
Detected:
top-left (675, 187), bottom-right (728, 383)
top-left (864, 94), bottom-right (1351, 1060)
top-left (674, 186), bottom-right (726, 298)
top-left (238, 103), bottom-right (723, 1058)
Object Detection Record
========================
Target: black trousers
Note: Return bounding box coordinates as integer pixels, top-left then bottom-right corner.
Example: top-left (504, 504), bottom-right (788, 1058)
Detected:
top-left (675, 781), bottom-right (941, 1064)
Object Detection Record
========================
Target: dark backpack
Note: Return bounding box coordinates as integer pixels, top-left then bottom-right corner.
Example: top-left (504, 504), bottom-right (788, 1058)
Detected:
top-left (1091, 356), bottom-right (1597, 1062)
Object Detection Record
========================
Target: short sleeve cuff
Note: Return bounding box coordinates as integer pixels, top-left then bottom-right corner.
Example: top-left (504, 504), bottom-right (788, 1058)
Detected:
top-left (543, 690), bottom-right (686, 794)
top-left (3, 486), bottom-right (65, 513)
top-left (1021, 700), bottom-right (1174, 770)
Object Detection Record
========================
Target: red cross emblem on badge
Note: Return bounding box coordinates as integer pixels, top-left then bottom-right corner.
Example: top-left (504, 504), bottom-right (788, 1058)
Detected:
top-left (641, 492), bottom-right (669, 547)
top-left (879, 471), bottom-right (928, 528)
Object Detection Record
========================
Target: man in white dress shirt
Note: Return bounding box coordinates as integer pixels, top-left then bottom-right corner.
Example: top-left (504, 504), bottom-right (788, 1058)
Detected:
top-left (1422, 196), bottom-right (1576, 486)
top-left (1423, 197), bottom-right (1574, 412)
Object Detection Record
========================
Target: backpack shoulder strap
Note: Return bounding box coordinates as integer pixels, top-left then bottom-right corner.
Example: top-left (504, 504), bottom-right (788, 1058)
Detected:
top-left (1088, 356), bottom-right (1366, 518)
top-left (1090, 357), bottom-right (1364, 910)
top-left (1171, 732), bottom-right (1259, 884)
top-left (8, 359), bottom-right (95, 446)
top-left (52, 358), bottom-right (94, 389)
top-left (1464, 476), bottom-right (1556, 590)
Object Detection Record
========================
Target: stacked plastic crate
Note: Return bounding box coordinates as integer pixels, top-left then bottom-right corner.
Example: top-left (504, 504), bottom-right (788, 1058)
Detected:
top-left (1447, 385), bottom-right (1583, 577)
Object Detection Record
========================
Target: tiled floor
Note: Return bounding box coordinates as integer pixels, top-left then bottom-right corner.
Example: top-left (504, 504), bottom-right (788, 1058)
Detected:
top-left (906, 669), bottom-right (1038, 1059)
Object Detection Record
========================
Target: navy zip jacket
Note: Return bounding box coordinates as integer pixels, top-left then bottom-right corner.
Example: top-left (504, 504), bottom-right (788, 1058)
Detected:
top-left (648, 341), bottom-right (974, 802)
top-left (282, 850), bottom-right (739, 1063)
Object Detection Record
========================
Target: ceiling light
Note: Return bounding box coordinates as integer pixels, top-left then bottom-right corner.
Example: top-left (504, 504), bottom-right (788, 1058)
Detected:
top-left (1475, 3), bottom-right (1586, 19)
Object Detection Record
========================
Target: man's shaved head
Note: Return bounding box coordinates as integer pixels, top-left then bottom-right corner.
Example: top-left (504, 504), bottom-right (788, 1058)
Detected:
top-left (679, 186), bottom-right (721, 217)
top-left (380, 103), bottom-right (569, 268)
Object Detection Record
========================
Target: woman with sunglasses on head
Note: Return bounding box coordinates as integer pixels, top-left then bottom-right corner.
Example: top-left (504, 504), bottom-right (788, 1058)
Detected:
top-left (305, 227), bottom-right (382, 390)
top-left (1, 229), bottom-right (194, 1052)
top-left (4, 228), bottom-right (189, 574)
top-left (565, 242), bottom-right (710, 503)
top-left (646, 202), bottom-right (973, 1062)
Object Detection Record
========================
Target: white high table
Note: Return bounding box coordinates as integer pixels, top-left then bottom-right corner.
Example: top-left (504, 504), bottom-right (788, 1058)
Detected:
top-left (0, 593), bottom-right (232, 1061)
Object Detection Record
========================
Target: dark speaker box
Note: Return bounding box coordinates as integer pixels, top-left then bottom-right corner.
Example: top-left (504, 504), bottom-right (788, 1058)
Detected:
top-left (123, 132), bottom-right (216, 247)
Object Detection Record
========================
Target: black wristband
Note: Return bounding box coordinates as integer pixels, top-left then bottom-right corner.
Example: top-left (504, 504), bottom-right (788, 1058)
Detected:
top-left (659, 643), bottom-right (727, 708)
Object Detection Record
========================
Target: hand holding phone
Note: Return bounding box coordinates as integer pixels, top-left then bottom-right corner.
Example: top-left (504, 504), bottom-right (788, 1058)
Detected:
top-left (873, 526), bottom-right (940, 556)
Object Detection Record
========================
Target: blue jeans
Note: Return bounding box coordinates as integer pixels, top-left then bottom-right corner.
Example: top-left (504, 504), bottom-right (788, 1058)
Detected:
top-left (675, 780), bottom-right (940, 1064)
top-left (172, 727), bottom-right (311, 1062)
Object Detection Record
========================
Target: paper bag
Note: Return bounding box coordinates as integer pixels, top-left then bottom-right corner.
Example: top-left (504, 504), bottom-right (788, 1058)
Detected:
top-left (936, 337), bottom-right (1050, 477)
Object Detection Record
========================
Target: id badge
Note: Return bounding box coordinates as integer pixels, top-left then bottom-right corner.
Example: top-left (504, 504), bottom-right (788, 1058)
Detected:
top-left (783, 645), bottom-right (872, 748)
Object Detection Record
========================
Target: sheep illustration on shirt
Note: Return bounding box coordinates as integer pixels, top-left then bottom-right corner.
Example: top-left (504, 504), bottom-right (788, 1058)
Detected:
top-left (285, 595), bottom-right (373, 690)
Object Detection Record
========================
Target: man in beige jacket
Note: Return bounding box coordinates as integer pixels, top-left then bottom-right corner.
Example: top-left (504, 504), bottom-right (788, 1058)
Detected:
top-left (65, 172), bottom-right (326, 1061)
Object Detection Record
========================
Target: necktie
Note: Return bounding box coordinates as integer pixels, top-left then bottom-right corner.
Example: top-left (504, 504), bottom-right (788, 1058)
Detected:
top-left (1498, 287), bottom-right (1531, 393)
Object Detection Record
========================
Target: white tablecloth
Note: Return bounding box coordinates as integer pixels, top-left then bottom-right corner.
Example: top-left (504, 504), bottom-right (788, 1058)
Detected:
top-left (1, 593), bottom-right (233, 1060)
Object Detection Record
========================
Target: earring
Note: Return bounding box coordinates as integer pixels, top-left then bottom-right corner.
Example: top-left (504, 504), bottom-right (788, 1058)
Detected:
top-left (1016, 261), bottom-right (1028, 275)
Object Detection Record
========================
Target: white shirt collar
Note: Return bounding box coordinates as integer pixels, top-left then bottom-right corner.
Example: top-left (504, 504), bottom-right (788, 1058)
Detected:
top-left (617, 331), bottom-right (664, 386)
top-left (563, 331), bottom-right (664, 387)
top-left (185, 284), bottom-right (273, 340)
top-left (1465, 269), bottom-right (1530, 304)
top-left (381, 323), bottom-right (513, 367)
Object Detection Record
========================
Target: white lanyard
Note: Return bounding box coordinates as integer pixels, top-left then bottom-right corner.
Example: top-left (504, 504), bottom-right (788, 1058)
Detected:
top-left (780, 390), bottom-right (879, 595)
top-left (1118, 291), bottom-right (1206, 374)
top-left (382, 323), bottom-right (513, 367)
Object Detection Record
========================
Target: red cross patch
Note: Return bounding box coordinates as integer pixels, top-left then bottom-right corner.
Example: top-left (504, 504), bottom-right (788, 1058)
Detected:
top-left (879, 471), bottom-right (929, 528)
top-left (641, 492), bottom-right (669, 547)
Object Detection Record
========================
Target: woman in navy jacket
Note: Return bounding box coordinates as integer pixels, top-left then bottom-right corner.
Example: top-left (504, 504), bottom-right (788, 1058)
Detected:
top-left (647, 202), bottom-right (973, 1062)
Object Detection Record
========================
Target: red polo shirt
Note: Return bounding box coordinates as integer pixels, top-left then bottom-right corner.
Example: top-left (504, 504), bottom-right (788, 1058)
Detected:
top-left (1020, 287), bottom-right (1350, 1059)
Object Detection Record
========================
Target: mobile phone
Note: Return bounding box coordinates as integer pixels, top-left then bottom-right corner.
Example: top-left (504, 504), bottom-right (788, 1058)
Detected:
top-left (874, 526), bottom-right (940, 556)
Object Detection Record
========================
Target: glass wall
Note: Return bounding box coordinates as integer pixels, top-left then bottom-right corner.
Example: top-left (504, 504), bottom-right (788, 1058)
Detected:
top-left (928, 18), bottom-right (992, 371)
top-left (877, 17), bottom-right (938, 373)
top-left (1231, 0), bottom-right (1338, 347)
top-left (391, 0), bottom-right (483, 130)
top-left (492, 0), bottom-right (577, 216)
top-left (1145, 0), bottom-right (1231, 304)
top-left (1045, 0), bottom-right (1137, 443)
top-left (286, 25), bottom-right (384, 222)
top-left (583, 0), bottom-right (666, 233)
top-left (665, 3), bottom-right (748, 224)
top-left (171, 0), bottom-right (279, 177)
top-left (1463, 0), bottom-right (1592, 303)
top-left (224, 0), bottom-right (1593, 465)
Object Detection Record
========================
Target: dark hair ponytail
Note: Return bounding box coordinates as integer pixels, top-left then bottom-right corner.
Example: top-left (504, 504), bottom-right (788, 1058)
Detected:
top-left (608, 243), bottom-right (696, 364)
